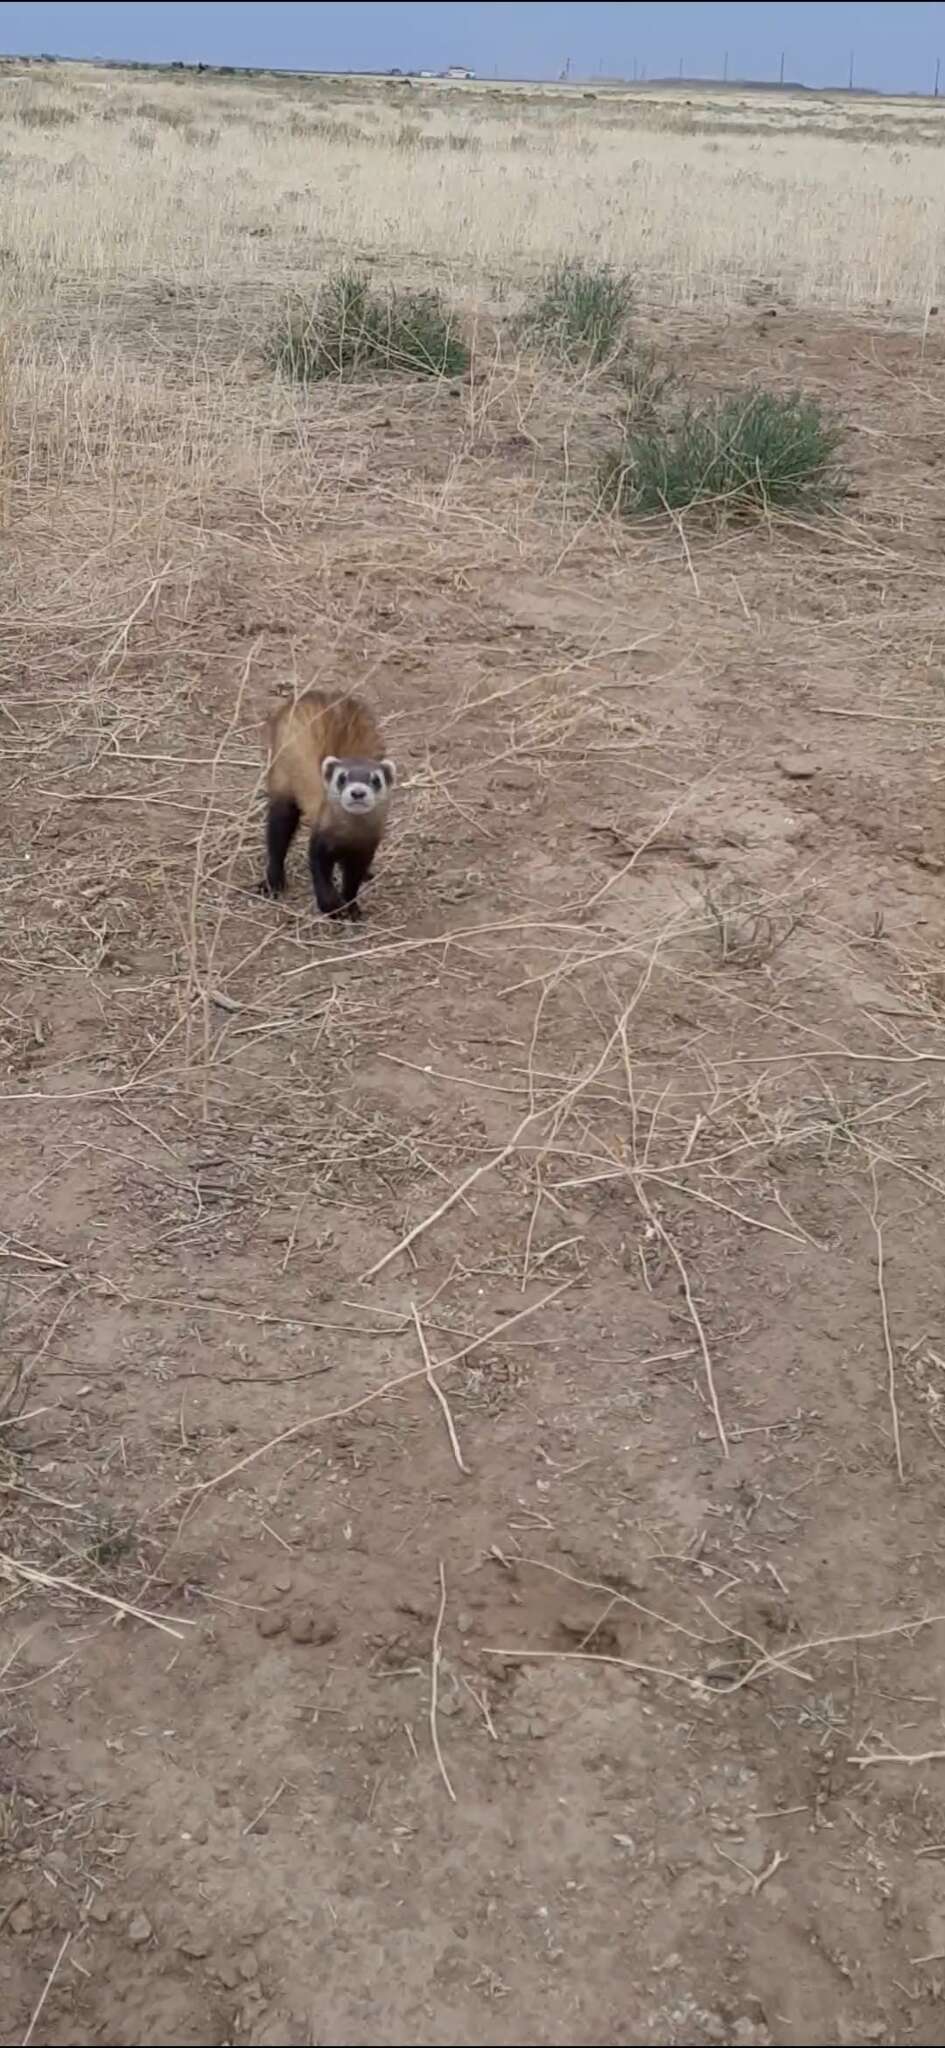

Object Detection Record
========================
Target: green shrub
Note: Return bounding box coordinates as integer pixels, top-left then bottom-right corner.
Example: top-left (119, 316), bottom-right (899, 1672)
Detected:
top-left (521, 256), bottom-right (634, 365)
top-left (271, 270), bottom-right (468, 383)
top-left (602, 387), bottom-right (848, 519)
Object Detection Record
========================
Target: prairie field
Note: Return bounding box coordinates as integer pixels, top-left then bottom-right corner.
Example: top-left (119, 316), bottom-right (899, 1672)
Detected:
top-left (4, 57), bottom-right (945, 2048)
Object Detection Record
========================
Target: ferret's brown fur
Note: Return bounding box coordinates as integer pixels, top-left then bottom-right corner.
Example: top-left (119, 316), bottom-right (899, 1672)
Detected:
top-left (261, 688), bottom-right (394, 919)
top-left (266, 689), bottom-right (386, 840)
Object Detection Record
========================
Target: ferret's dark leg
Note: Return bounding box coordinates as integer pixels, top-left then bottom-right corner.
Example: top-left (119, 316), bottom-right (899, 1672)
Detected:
top-left (308, 832), bottom-right (342, 916)
top-left (338, 846), bottom-right (373, 921)
top-left (260, 797), bottom-right (300, 896)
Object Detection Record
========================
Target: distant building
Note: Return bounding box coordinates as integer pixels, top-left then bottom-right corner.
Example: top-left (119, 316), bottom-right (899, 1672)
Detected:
top-left (442, 65), bottom-right (475, 80)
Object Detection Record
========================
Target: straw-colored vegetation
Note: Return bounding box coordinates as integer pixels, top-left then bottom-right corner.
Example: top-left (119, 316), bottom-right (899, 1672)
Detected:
top-left (0, 60), bottom-right (943, 309)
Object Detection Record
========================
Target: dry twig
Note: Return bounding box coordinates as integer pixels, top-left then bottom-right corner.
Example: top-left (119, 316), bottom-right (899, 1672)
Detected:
top-left (430, 1560), bottom-right (456, 1802)
top-left (867, 1164), bottom-right (904, 1482)
top-left (1, 1555), bottom-right (192, 1639)
top-left (21, 1931), bottom-right (71, 2048)
top-left (412, 1302), bottom-right (469, 1474)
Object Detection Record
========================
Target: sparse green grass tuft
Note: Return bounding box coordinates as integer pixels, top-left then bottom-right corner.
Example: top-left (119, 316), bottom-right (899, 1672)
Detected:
top-left (521, 256), bottom-right (634, 365)
top-left (601, 387), bottom-right (848, 518)
top-left (270, 270), bottom-right (468, 382)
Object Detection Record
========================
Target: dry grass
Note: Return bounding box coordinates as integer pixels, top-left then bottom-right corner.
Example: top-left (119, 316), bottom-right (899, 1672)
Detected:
top-left (0, 61), bottom-right (943, 311)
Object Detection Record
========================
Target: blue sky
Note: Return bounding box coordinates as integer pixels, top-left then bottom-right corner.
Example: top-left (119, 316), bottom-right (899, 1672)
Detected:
top-left (3, 2), bottom-right (945, 95)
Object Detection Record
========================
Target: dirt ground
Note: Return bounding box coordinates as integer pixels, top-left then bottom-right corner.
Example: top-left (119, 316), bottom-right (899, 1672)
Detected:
top-left (4, 298), bottom-right (945, 2048)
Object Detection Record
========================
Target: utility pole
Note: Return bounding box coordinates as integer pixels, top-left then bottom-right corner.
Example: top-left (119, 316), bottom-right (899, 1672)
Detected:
top-left (723, 49), bottom-right (728, 82)
top-left (848, 48), bottom-right (855, 89)
top-left (779, 49), bottom-right (785, 85)
top-left (935, 54), bottom-right (941, 96)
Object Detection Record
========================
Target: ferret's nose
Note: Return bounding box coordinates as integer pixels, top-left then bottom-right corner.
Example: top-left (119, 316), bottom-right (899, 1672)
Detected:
top-left (349, 785), bottom-right (368, 803)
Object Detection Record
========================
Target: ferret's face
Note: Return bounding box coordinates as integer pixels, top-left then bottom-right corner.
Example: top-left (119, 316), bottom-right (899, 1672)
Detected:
top-left (322, 755), bottom-right (396, 816)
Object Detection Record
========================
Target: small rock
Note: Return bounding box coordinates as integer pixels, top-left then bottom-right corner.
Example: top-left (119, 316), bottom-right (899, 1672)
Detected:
top-left (288, 1608), bottom-right (337, 1646)
top-left (287, 1608), bottom-right (315, 1644)
top-left (239, 1947), bottom-right (259, 1980)
top-left (272, 1570), bottom-right (293, 1595)
top-left (777, 754), bottom-right (817, 780)
top-left (10, 1903), bottom-right (33, 1936)
top-left (216, 1958), bottom-right (239, 1989)
top-left (732, 2022), bottom-right (772, 2047)
top-left (45, 1850), bottom-right (69, 1877)
top-left (88, 1898), bottom-right (110, 1925)
top-left (456, 1611), bottom-right (473, 1634)
top-left (915, 851), bottom-right (945, 874)
top-left (257, 1610), bottom-right (285, 1639)
top-left (504, 1710), bottom-right (549, 1739)
top-left (250, 2012), bottom-right (306, 2047)
top-left (191, 1818), bottom-right (209, 1845)
top-left (178, 1935), bottom-right (210, 1959)
top-left (127, 1911), bottom-right (152, 1946)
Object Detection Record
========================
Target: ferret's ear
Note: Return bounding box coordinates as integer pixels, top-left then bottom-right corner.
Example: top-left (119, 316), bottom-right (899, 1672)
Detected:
top-left (380, 758), bottom-right (397, 789)
top-left (321, 756), bottom-right (339, 788)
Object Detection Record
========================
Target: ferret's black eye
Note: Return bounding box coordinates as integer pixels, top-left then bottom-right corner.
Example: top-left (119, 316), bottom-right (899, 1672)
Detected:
top-left (370, 772), bottom-right (382, 793)
top-left (336, 770), bottom-right (347, 790)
